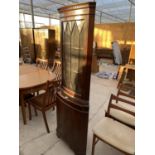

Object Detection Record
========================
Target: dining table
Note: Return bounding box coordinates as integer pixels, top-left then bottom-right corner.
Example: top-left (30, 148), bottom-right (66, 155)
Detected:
top-left (19, 63), bottom-right (56, 124)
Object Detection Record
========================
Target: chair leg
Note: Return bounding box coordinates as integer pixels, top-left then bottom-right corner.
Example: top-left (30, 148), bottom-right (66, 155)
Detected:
top-left (28, 103), bottom-right (32, 120)
top-left (92, 134), bottom-right (96, 155)
top-left (42, 111), bottom-right (50, 133)
top-left (34, 107), bottom-right (38, 116)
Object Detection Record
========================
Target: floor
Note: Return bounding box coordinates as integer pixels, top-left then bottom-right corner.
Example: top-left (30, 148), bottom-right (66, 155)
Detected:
top-left (19, 63), bottom-right (124, 155)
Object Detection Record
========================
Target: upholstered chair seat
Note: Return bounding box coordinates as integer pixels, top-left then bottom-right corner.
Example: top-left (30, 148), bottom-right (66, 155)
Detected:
top-left (91, 94), bottom-right (135, 155)
top-left (93, 117), bottom-right (135, 155)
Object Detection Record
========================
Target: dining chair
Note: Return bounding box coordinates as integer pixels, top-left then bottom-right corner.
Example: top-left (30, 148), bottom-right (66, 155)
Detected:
top-left (92, 94), bottom-right (135, 155)
top-left (106, 94), bottom-right (135, 128)
top-left (36, 58), bottom-right (48, 70)
top-left (35, 58), bottom-right (49, 95)
top-left (117, 67), bottom-right (135, 92)
top-left (22, 46), bottom-right (32, 63)
top-left (117, 82), bottom-right (135, 98)
top-left (27, 80), bottom-right (57, 133)
top-left (92, 117), bottom-right (135, 155)
top-left (50, 59), bottom-right (62, 87)
top-left (51, 59), bottom-right (61, 75)
top-left (117, 86), bottom-right (135, 102)
top-left (23, 94), bottom-right (38, 116)
top-left (19, 93), bottom-right (38, 124)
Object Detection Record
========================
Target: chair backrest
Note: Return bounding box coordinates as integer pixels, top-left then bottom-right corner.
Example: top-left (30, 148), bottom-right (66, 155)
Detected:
top-left (106, 94), bottom-right (135, 128)
top-left (117, 86), bottom-right (135, 100)
top-left (50, 59), bottom-right (61, 81)
top-left (36, 58), bottom-right (48, 70)
top-left (43, 80), bottom-right (58, 107)
top-left (117, 82), bottom-right (135, 98)
top-left (22, 46), bottom-right (32, 63)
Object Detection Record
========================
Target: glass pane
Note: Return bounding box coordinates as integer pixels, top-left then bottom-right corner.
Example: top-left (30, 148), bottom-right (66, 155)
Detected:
top-left (70, 22), bottom-right (80, 93)
top-left (63, 22), bottom-right (71, 89)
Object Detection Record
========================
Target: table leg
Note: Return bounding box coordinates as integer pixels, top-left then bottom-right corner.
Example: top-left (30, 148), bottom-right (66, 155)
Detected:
top-left (20, 93), bottom-right (27, 124)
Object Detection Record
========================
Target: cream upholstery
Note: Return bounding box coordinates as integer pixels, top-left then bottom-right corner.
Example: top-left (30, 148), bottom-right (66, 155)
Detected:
top-left (118, 94), bottom-right (135, 102)
top-left (93, 117), bottom-right (135, 154)
top-left (110, 108), bottom-right (135, 126)
top-left (112, 100), bottom-right (135, 112)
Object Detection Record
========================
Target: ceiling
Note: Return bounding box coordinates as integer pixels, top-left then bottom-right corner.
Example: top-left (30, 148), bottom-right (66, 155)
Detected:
top-left (19, 0), bottom-right (135, 23)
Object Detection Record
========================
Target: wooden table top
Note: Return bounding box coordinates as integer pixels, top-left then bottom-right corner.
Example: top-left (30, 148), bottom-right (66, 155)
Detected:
top-left (19, 64), bottom-right (56, 89)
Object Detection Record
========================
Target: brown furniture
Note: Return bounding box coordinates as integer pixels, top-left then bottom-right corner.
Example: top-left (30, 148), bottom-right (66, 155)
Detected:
top-left (106, 94), bottom-right (135, 128)
top-left (22, 46), bottom-right (32, 63)
top-left (117, 64), bottom-right (135, 88)
top-left (28, 80), bottom-right (57, 133)
top-left (20, 29), bottom-right (35, 61)
top-left (117, 64), bottom-right (135, 96)
top-left (117, 83), bottom-right (135, 99)
top-left (36, 58), bottom-right (49, 95)
top-left (92, 94), bottom-right (135, 155)
top-left (50, 59), bottom-right (61, 81)
top-left (92, 117), bottom-right (135, 155)
top-left (34, 28), bottom-right (56, 65)
top-left (49, 59), bottom-right (62, 92)
top-left (95, 47), bottom-right (131, 65)
top-left (91, 54), bottom-right (99, 73)
top-left (23, 93), bottom-right (38, 117)
top-left (36, 58), bottom-right (48, 70)
top-left (19, 64), bottom-right (56, 124)
top-left (95, 47), bottom-right (113, 59)
top-left (20, 28), bottom-right (56, 63)
top-left (128, 44), bottom-right (135, 64)
top-left (121, 47), bottom-right (131, 65)
top-left (56, 2), bottom-right (96, 155)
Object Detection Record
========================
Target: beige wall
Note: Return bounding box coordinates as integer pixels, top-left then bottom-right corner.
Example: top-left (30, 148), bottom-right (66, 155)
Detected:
top-left (94, 22), bottom-right (135, 49)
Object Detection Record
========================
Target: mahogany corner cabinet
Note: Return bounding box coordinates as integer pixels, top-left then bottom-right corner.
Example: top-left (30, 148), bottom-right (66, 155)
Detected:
top-left (56, 2), bottom-right (96, 155)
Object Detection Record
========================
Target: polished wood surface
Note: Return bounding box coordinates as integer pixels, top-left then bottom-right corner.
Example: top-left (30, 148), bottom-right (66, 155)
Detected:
top-left (57, 2), bottom-right (96, 155)
top-left (20, 64), bottom-right (55, 89)
top-left (19, 64), bottom-right (56, 124)
top-left (56, 92), bottom-right (88, 155)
